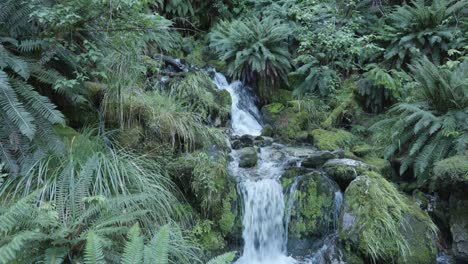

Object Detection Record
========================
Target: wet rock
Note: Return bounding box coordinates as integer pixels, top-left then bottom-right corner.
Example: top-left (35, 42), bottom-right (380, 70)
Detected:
top-left (339, 172), bottom-right (437, 264)
top-left (323, 159), bottom-right (375, 190)
top-left (282, 172), bottom-right (340, 240)
top-left (301, 151), bottom-right (336, 168)
top-left (231, 135), bottom-right (255, 150)
top-left (238, 147), bottom-right (258, 168)
top-left (332, 149), bottom-right (345, 159)
top-left (449, 191), bottom-right (468, 262)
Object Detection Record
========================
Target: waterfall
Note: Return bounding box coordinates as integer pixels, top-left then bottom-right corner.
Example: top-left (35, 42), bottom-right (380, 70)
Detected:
top-left (213, 72), bottom-right (296, 264)
top-left (212, 72), bottom-right (263, 136)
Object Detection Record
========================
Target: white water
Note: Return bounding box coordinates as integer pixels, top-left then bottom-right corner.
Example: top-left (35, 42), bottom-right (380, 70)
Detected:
top-left (212, 72), bottom-right (263, 136)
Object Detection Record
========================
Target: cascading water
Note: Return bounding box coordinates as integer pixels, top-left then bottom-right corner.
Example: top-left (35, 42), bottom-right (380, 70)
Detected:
top-left (212, 72), bottom-right (262, 136)
top-left (213, 72), bottom-right (296, 264)
top-left (213, 71), bottom-right (343, 264)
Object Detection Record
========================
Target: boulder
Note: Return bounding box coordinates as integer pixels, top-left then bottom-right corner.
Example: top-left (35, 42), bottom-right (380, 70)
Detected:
top-left (231, 135), bottom-right (255, 150)
top-left (310, 129), bottom-right (354, 151)
top-left (238, 147), bottom-right (258, 168)
top-left (301, 151), bottom-right (336, 168)
top-left (339, 172), bottom-right (437, 264)
top-left (261, 124), bottom-right (274, 137)
top-left (282, 172), bottom-right (341, 240)
top-left (323, 159), bottom-right (375, 190)
top-left (449, 191), bottom-right (468, 262)
top-left (261, 101), bottom-right (309, 141)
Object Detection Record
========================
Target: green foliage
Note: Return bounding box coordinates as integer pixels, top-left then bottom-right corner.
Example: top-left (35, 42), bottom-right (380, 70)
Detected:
top-left (374, 58), bottom-right (467, 182)
top-left (206, 251), bottom-right (236, 264)
top-left (383, 0), bottom-right (467, 67)
top-left (432, 155), bottom-right (468, 189)
top-left (209, 16), bottom-right (292, 99)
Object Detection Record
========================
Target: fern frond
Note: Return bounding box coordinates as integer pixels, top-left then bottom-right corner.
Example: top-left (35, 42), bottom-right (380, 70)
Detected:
top-left (84, 231), bottom-right (105, 264)
top-left (122, 224), bottom-right (144, 264)
top-left (206, 252), bottom-right (236, 264)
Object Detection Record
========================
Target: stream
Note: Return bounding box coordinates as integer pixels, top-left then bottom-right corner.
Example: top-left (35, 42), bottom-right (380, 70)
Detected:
top-left (213, 72), bottom-right (343, 264)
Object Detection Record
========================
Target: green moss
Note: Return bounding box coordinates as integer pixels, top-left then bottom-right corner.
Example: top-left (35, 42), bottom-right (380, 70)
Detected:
top-left (432, 155), bottom-right (468, 190)
top-left (116, 125), bottom-right (143, 148)
top-left (263, 102), bottom-right (285, 115)
top-left (362, 156), bottom-right (394, 179)
top-left (286, 172), bottom-right (336, 239)
top-left (218, 188), bottom-right (237, 235)
top-left (339, 172), bottom-right (437, 263)
top-left (271, 89), bottom-right (293, 104)
top-left (352, 144), bottom-right (374, 157)
top-left (311, 129), bottom-right (354, 151)
top-left (208, 60), bottom-right (226, 72)
top-left (216, 89), bottom-right (232, 121)
top-left (186, 44), bottom-right (206, 67)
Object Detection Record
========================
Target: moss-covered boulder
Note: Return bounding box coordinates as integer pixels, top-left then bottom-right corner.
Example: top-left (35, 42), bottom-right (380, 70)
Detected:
top-left (310, 129), bottom-right (354, 151)
top-left (432, 155), bottom-right (468, 191)
top-left (168, 151), bottom-right (241, 248)
top-left (282, 172), bottom-right (340, 240)
top-left (339, 172), bottom-right (437, 264)
top-left (238, 147), bottom-right (258, 168)
top-left (449, 191), bottom-right (468, 262)
top-left (323, 159), bottom-right (375, 190)
top-left (301, 151), bottom-right (337, 168)
top-left (261, 101), bottom-right (309, 141)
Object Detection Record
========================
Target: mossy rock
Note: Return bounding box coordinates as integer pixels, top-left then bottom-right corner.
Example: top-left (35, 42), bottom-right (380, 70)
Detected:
top-left (352, 144), bottom-right (374, 157)
top-left (339, 172), bottom-right (437, 264)
top-left (185, 44), bottom-right (206, 67)
top-left (432, 155), bottom-right (468, 191)
top-left (362, 155), bottom-right (395, 179)
top-left (449, 191), bottom-right (468, 262)
top-left (215, 89), bottom-right (232, 124)
top-left (323, 159), bottom-right (375, 190)
top-left (282, 172), bottom-right (339, 239)
top-left (238, 147), bottom-right (258, 168)
top-left (310, 129), bottom-right (354, 151)
top-left (261, 102), bottom-right (309, 141)
top-left (271, 89), bottom-right (293, 105)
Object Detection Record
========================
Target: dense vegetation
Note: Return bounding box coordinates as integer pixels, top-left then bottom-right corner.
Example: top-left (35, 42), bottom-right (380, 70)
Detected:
top-left (0, 0), bottom-right (466, 263)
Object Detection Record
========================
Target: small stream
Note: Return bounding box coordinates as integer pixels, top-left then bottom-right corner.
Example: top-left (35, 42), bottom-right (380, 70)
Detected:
top-left (213, 72), bottom-right (343, 264)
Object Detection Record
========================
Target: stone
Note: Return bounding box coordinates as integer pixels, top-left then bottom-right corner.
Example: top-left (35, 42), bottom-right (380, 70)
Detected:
top-left (339, 172), bottom-right (437, 264)
top-left (231, 135), bottom-right (254, 150)
top-left (323, 159), bottom-right (375, 190)
top-left (261, 102), bottom-right (309, 141)
top-left (261, 124), bottom-right (274, 137)
top-left (449, 191), bottom-right (468, 262)
top-left (301, 151), bottom-right (336, 168)
top-left (310, 129), bottom-right (354, 151)
top-left (282, 172), bottom-right (340, 240)
top-left (238, 147), bottom-right (258, 168)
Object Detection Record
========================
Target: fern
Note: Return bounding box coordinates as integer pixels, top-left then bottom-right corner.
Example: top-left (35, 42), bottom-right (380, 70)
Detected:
top-left (147, 225), bottom-right (170, 264)
top-left (206, 251), bottom-right (236, 264)
top-left (373, 58), bottom-right (467, 182)
top-left (122, 224), bottom-right (144, 264)
top-left (84, 231), bottom-right (105, 264)
top-left (209, 16), bottom-right (291, 100)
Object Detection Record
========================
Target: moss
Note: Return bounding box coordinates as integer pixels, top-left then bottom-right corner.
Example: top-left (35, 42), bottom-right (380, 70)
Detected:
top-left (208, 60), bottom-right (226, 72)
top-left (339, 172), bottom-right (437, 264)
top-left (263, 102), bottom-right (285, 115)
top-left (285, 172), bottom-right (336, 239)
top-left (271, 89), bottom-right (293, 104)
top-left (311, 129), bottom-right (354, 151)
top-left (432, 155), bottom-right (468, 190)
top-left (185, 44), bottom-right (206, 67)
top-left (261, 102), bottom-right (309, 140)
top-left (352, 144), bottom-right (374, 157)
top-left (362, 156), bottom-right (394, 179)
top-left (218, 188), bottom-right (238, 235)
top-left (216, 89), bottom-right (232, 121)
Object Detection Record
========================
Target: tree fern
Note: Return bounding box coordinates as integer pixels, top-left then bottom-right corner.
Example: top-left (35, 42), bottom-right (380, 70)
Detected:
top-left (373, 58), bottom-right (467, 182)
top-left (209, 16), bottom-right (291, 100)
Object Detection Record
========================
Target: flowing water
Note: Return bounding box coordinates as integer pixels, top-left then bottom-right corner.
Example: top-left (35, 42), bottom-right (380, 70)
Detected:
top-left (213, 72), bottom-right (341, 264)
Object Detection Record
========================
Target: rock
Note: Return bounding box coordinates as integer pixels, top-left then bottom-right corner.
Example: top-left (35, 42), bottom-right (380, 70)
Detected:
top-left (301, 151), bottom-right (336, 168)
top-left (351, 144), bottom-right (374, 157)
top-left (362, 156), bottom-right (395, 179)
top-left (323, 159), bottom-right (375, 190)
top-left (261, 124), bottom-right (274, 137)
top-left (282, 172), bottom-right (340, 239)
top-left (449, 191), bottom-right (468, 262)
top-left (231, 135), bottom-right (254, 150)
top-left (339, 172), bottom-right (437, 264)
top-left (261, 101), bottom-right (309, 141)
top-left (332, 149), bottom-right (345, 158)
top-left (238, 147), bottom-right (258, 168)
top-left (432, 155), bottom-right (468, 191)
top-left (310, 129), bottom-right (354, 151)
